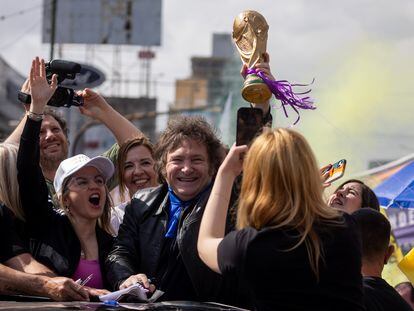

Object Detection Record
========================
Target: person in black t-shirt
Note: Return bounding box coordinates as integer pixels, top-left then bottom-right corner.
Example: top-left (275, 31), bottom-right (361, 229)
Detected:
top-left (353, 208), bottom-right (412, 311)
top-left (198, 128), bottom-right (365, 311)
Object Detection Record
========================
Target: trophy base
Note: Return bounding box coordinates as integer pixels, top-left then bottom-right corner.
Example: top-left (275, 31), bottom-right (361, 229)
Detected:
top-left (241, 74), bottom-right (272, 103)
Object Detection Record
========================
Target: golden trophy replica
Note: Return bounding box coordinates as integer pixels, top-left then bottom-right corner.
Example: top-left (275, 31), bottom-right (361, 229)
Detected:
top-left (233, 10), bottom-right (272, 103)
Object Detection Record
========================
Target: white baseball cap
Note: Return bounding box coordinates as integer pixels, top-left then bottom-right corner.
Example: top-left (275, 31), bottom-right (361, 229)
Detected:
top-left (54, 154), bottom-right (114, 196)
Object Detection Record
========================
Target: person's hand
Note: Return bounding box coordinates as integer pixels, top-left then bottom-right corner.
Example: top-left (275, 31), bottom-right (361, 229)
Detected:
top-left (254, 52), bottom-right (275, 80)
top-left (84, 286), bottom-right (110, 297)
top-left (42, 276), bottom-right (89, 301)
top-left (119, 273), bottom-right (155, 293)
top-left (320, 164), bottom-right (332, 189)
top-left (240, 52), bottom-right (274, 81)
top-left (21, 78), bottom-right (30, 94)
top-left (78, 88), bottom-right (111, 121)
top-left (29, 57), bottom-right (57, 113)
top-left (218, 143), bottom-right (248, 179)
top-left (395, 282), bottom-right (414, 308)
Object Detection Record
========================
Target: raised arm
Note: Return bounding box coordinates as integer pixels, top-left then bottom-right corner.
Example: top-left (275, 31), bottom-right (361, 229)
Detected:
top-left (17, 57), bottom-right (58, 221)
top-left (78, 88), bottom-right (143, 144)
top-left (197, 144), bottom-right (247, 273)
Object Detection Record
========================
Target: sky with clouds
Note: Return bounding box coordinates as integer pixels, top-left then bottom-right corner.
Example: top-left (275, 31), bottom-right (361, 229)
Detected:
top-left (1, 0), bottom-right (413, 177)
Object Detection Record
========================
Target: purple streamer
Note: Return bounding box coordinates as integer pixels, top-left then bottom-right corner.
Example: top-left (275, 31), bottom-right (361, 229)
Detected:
top-left (246, 68), bottom-right (315, 124)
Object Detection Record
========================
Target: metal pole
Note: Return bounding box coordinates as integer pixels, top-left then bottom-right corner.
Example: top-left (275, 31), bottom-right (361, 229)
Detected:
top-left (49, 0), bottom-right (57, 60)
top-left (145, 47), bottom-right (151, 97)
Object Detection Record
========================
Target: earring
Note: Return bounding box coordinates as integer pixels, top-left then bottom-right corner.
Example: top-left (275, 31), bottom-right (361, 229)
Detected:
top-left (65, 205), bottom-right (71, 215)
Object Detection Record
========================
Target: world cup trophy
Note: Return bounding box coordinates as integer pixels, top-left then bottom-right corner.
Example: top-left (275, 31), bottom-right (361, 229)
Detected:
top-left (233, 10), bottom-right (272, 103)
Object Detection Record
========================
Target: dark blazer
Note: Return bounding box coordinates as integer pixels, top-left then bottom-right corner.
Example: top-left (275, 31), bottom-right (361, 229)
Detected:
top-left (106, 183), bottom-right (246, 305)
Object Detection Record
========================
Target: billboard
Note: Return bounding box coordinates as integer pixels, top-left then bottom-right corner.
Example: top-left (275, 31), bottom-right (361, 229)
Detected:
top-left (42, 0), bottom-right (161, 46)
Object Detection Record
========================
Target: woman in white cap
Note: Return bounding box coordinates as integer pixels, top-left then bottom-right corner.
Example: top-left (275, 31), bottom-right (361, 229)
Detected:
top-left (16, 57), bottom-right (116, 291)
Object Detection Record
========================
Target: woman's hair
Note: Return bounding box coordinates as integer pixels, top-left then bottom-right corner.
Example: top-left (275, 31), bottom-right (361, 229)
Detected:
top-left (334, 179), bottom-right (380, 211)
top-left (117, 136), bottom-right (155, 201)
top-left (59, 176), bottom-right (114, 235)
top-left (0, 143), bottom-right (24, 221)
top-left (237, 128), bottom-right (342, 278)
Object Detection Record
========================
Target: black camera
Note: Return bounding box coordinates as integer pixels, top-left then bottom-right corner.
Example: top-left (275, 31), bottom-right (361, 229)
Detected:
top-left (18, 60), bottom-right (83, 108)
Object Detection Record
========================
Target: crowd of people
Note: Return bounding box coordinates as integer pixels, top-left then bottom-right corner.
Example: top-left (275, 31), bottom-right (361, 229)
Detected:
top-left (0, 56), bottom-right (412, 310)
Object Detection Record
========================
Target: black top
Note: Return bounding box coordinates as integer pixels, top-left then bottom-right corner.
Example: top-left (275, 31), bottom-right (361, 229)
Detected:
top-left (0, 204), bottom-right (27, 263)
top-left (218, 213), bottom-right (365, 311)
top-left (154, 236), bottom-right (197, 301)
top-left (106, 184), bottom-right (248, 307)
top-left (363, 276), bottom-right (412, 311)
top-left (17, 117), bottom-right (114, 288)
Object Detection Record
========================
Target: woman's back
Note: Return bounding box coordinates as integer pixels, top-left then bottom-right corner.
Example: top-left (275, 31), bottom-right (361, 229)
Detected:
top-left (199, 128), bottom-right (366, 310)
top-left (218, 213), bottom-right (365, 311)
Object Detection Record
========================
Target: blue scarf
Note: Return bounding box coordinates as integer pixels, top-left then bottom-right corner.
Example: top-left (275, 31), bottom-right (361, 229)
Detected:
top-left (165, 185), bottom-right (211, 238)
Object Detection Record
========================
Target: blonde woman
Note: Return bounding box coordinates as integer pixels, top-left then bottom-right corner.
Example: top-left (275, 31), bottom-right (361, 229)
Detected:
top-left (0, 143), bottom-right (24, 221)
top-left (198, 128), bottom-right (365, 310)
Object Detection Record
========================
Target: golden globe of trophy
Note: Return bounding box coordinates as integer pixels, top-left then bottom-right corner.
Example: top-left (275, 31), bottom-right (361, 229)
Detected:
top-left (233, 10), bottom-right (272, 103)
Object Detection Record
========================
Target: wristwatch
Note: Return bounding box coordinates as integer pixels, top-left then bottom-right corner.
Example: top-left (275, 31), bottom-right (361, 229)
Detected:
top-left (27, 111), bottom-right (44, 121)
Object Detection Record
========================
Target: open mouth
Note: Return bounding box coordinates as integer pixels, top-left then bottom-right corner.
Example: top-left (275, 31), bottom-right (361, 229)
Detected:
top-left (44, 143), bottom-right (60, 150)
top-left (132, 178), bottom-right (149, 187)
top-left (332, 198), bottom-right (343, 206)
top-left (89, 193), bottom-right (100, 206)
top-left (177, 177), bottom-right (198, 183)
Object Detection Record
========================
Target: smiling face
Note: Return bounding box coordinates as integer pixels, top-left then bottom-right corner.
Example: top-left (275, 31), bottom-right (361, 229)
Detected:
top-left (165, 139), bottom-right (212, 201)
top-left (39, 115), bottom-right (68, 170)
top-left (63, 166), bottom-right (106, 221)
top-left (123, 145), bottom-right (157, 196)
top-left (328, 182), bottom-right (363, 214)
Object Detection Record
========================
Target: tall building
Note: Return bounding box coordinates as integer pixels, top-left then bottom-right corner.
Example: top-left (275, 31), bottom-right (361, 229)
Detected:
top-left (174, 79), bottom-right (208, 110)
top-left (172, 33), bottom-right (238, 119)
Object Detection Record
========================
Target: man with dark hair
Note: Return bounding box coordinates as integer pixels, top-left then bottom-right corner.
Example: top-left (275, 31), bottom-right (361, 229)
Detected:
top-left (107, 110), bottom-right (271, 305)
top-left (353, 208), bottom-right (412, 311)
top-left (106, 116), bottom-right (226, 300)
top-left (154, 115), bottom-right (225, 184)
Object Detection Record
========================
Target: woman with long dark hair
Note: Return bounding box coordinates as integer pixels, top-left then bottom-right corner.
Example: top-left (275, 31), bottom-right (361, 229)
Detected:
top-left (327, 179), bottom-right (380, 214)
